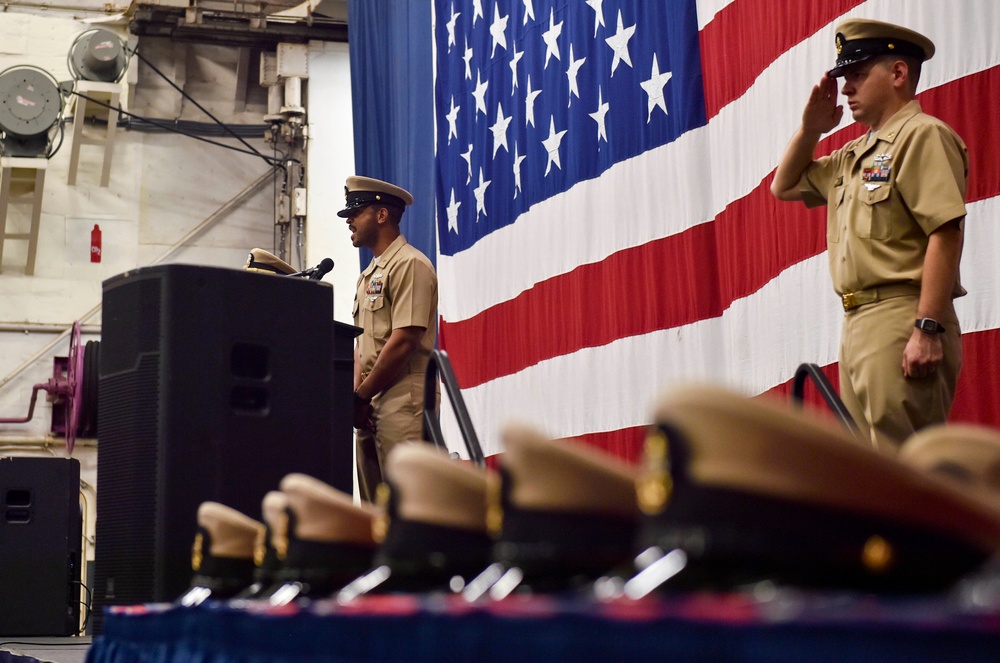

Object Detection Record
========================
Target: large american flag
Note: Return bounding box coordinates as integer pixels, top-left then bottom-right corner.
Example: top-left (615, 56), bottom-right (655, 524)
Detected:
top-left (432, 0), bottom-right (1000, 461)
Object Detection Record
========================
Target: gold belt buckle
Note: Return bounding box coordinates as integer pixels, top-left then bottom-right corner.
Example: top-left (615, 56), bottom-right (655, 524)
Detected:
top-left (842, 293), bottom-right (858, 311)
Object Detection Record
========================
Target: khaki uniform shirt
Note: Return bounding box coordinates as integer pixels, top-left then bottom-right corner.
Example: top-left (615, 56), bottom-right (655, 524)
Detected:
top-left (798, 101), bottom-right (968, 297)
top-left (353, 234), bottom-right (438, 384)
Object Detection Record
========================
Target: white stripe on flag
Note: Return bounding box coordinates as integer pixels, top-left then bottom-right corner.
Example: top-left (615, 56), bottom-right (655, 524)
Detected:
top-left (441, 195), bottom-right (999, 457)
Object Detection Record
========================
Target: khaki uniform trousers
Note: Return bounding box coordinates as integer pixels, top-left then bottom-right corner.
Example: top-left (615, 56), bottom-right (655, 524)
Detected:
top-left (356, 370), bottom-right (427, 502)
top-left (838, 294), bottom-right (961, 453)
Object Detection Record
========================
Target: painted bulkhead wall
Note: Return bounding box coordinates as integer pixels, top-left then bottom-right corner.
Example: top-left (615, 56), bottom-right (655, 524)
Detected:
top-left (0, 8), bottom-right (357, 600)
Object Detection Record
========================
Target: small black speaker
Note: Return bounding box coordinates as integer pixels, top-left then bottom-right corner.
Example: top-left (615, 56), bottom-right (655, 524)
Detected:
top-left (0, 456), bottom-right (82, 636)
top-left (93, 264), bottom-right (356, 631)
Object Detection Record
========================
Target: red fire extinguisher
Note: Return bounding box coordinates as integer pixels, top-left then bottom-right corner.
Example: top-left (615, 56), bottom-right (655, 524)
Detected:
top-left (91, 224), bottom-right (102, 263)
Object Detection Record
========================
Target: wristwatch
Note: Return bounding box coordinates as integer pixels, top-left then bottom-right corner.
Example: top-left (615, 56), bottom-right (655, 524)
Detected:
top-left (915, 318), bottom-right (946, 334)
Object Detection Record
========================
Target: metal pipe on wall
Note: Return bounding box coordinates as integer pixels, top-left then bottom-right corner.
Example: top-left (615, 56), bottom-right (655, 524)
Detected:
top-left (0, 323), bottom-right (101, 334)
top-left (0, 439), bottom-right (97, 449)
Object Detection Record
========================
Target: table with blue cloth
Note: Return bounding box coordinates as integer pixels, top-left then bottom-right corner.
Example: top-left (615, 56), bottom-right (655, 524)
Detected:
top-left (86, 588), bottom-right (1000, 663)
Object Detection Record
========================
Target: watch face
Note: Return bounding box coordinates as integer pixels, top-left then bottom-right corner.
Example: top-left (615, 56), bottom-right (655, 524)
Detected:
top-left (916, 319), bottom-right (943, 333)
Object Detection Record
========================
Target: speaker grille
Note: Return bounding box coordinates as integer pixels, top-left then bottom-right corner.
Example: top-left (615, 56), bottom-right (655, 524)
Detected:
top-left (92, 265), bottom-right (353, 633)
top-left (0, 457), bottom-right (82, 636)
top-left (93, 270), bottom-right (162, 633)
top-left (94, 357), bottom-right (159, 607)
top-left (101, 276), bottom-right (160, 375)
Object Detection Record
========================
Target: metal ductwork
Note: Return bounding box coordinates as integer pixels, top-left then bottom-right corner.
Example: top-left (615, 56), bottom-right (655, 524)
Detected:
top-left (126, 1), bottom-right (348, 47)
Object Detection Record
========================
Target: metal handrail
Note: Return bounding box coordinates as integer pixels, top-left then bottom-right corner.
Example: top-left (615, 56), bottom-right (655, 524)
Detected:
top-left (422, 349), bottom-right (485, 466)
top-left (791, 363), bottom-right (865, 443)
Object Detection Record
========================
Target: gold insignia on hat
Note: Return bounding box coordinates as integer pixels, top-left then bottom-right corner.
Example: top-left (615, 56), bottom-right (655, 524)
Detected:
top-left (192, 532), bottom-right (204, 571)
top-left (260, 491), bottom-right (289, 563)
top-left (372, 482), bottom-right (391, 543)
top-left (829, 19), bottom-right (936, 79)
top-left (862, 535), bottom-right (894, 573)
top-left (486, 472), bottom-right (504, 535)
top-left (253, 528), bottom-right (266, 567)
top-left (637, 429), bottom-right (674, 515)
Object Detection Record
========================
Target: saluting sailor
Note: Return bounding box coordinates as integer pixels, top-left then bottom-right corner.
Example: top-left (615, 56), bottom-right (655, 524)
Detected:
top-left (771, 19), bottom-right (968, 451)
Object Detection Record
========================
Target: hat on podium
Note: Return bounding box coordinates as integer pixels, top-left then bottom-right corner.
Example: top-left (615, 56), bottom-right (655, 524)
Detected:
top-left (244, 248), bottom-right (296, 275)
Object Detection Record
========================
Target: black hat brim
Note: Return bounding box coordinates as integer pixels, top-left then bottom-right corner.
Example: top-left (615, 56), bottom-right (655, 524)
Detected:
top-left (337, 202), bottom-right (370, 218)
top-left (828, 54), bottom-right (873, 78)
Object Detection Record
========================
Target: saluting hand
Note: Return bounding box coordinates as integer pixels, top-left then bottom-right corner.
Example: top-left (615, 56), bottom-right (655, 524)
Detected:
top-left (802, 74), bottom-right (843, 136)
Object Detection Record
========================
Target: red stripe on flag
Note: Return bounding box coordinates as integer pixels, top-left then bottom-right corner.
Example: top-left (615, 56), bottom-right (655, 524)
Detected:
top-left (575, 426), bottom-right (648, 466)
top-left (920, 67), bottom-right (1000, 204)
top-left (751, 310), bottom-right (1000, 440)
top-left (698, 0), bottom-right (866, 119)
top-left (442, 67), bottom-right (1000, 390)
top-left (484, 426), bottom-right (647, 468)
top-left (441, 222), bottom-right (726, 388)
top-left (950, 328), bottom-right (1000, 428)
top-left (441, 186), bottom-right (825, 389)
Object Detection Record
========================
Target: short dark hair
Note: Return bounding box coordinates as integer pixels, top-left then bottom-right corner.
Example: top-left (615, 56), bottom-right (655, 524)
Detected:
top-left (901, 54), bottom-right (922, 89)
top-left (379, 204), bottom-right (404, 225)
top-left (871, 53), bottom-right (922, 93)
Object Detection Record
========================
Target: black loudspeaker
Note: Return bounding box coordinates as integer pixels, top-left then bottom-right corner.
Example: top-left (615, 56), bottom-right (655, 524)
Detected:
top-left (0, 457), bottom-right (82, 636)
top-left (93, 264), bottom-right (357, 631)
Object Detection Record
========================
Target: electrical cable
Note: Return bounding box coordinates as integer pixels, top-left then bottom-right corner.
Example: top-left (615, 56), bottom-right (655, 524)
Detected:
top-left (117, 116), bottom-right (269, 137)
top-left (124, 43), bottom-right (272, 164)
top-left (72, 579), bottom-right (93, 634)
top-left (68, 90), bottom-right (284, 167)
top-left (47, 121), bottom-right (65, 159)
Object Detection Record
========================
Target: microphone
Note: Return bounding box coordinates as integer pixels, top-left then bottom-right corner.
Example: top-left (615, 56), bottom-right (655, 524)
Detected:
top-left (291, 257), bottom-right (334, 280)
